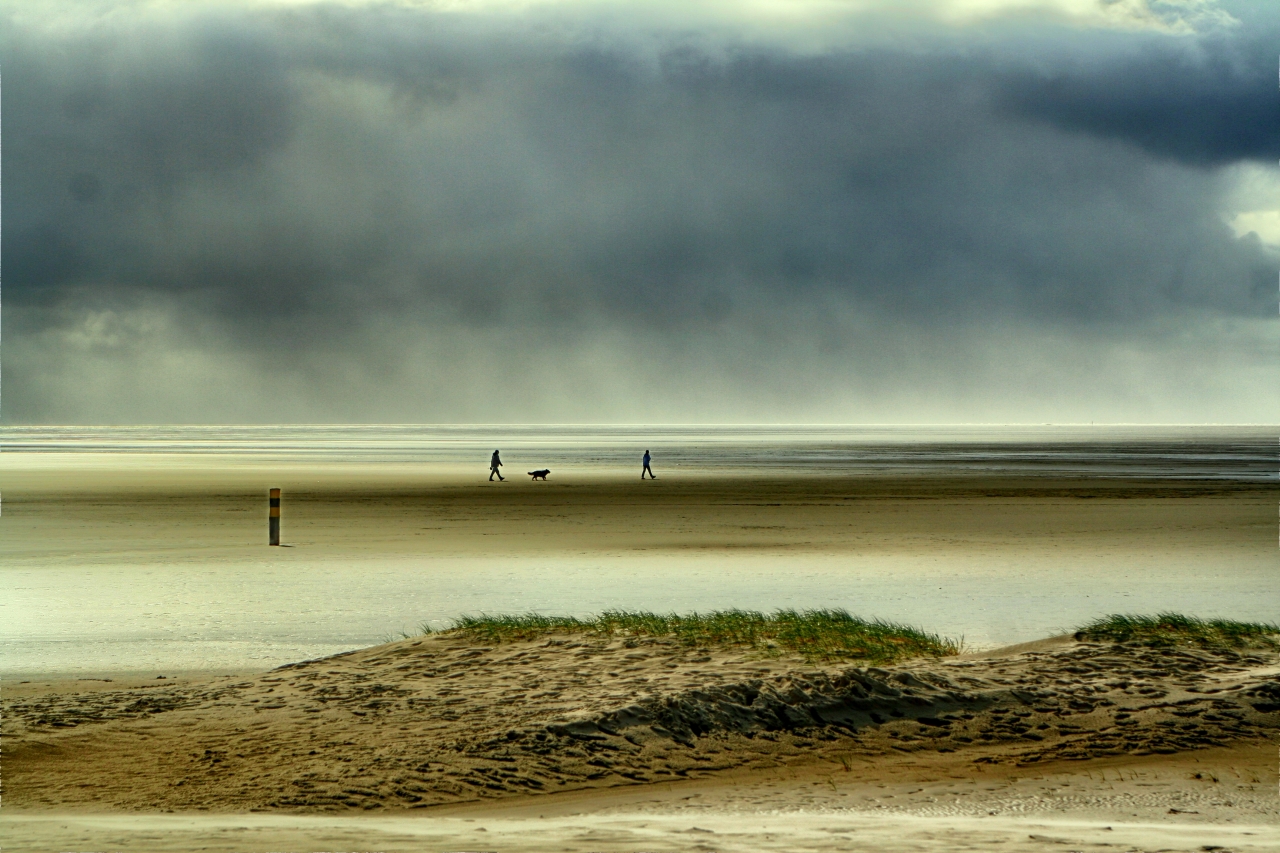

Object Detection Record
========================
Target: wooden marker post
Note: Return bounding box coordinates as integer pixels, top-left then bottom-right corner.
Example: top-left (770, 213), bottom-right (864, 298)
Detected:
top-left (269, 488), bottom-right (281, 546)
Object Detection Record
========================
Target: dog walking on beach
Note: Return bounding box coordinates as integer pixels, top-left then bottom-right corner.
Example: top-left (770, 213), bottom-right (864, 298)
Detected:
top-left (489, 450), bottom-right (504, 481)
top-left (528, 469), bottom-right (550, 480)
top-left (642, 449), bottom-right (656, 480)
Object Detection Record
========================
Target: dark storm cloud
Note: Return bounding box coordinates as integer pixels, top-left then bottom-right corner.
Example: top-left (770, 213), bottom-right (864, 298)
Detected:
top-left (5, 11), bottom-right (297, 304)
top-left (998, 26), bottom-right (1280, 167)
top-left (1, 1), bottom-right (1276, 422)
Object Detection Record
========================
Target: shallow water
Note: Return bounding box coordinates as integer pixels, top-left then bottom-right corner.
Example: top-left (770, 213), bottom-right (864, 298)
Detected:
top-left (4, 550), bottom-right (1276, 677)
top-left (2, 425), bottom-right (1275, 676)
top-left (5, 423), bottom-right (1277, 479)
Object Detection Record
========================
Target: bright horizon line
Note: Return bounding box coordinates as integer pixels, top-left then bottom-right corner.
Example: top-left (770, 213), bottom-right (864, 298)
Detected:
top-left (2, 423), bottom-right (1276, 429)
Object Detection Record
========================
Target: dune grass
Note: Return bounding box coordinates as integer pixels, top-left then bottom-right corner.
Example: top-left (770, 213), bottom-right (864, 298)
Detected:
top-left (1076, 613), bottom-right (1280, 650)
top-left (431, 608), bottom-right (960, 664)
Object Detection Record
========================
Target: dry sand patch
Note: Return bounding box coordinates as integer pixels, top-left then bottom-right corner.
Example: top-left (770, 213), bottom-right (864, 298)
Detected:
top-left (3, 806), bottom-right (1278, 853)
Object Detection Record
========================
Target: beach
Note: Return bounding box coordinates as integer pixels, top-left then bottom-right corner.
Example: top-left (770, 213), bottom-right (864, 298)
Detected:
top-left (4, 442), bottom-right (1277, 673)
top-left (2, 429), bottom-right (1277, 850)
top-left (10, 0), bottom-right (1280, 846)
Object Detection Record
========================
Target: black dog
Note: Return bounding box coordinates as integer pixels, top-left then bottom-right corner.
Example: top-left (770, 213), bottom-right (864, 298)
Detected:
top-left (528, 469), bottom-right (550, 480)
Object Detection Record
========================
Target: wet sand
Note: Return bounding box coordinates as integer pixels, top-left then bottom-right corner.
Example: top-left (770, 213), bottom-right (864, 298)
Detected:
top-left (4, 455), bottom-right (1274, 561)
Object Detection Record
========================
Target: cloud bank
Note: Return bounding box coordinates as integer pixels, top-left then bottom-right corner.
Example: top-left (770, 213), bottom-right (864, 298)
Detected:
top-left (3, 0), bottom-right (1276, 423)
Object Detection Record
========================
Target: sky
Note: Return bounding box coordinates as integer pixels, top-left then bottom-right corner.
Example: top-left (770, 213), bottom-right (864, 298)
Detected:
top-left (2, 0), bottom-right (1277, 424)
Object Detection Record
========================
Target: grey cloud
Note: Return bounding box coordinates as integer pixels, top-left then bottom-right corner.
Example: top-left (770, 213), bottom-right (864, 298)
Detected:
top-left (2, 1), bottom-right (1277, 423)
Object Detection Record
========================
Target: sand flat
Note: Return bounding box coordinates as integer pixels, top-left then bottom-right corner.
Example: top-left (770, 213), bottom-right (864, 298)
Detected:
top-left (4, 453), bottom-right (1273, 560)
top-left (6, 456), bottom-right (1276, 672)
top-left (4, 806), bottom-right (1278, 853)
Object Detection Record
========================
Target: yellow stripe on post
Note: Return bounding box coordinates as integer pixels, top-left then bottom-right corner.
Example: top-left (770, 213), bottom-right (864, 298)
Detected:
top-left (269, 488), bottom-right (281, 546)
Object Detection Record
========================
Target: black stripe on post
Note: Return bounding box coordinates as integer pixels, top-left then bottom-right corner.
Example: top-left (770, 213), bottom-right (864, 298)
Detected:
top-left (269, 488), bottom-right (281, 546)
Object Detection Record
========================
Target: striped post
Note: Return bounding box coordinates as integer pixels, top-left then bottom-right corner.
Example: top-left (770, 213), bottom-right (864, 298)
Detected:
top-left (269, 488), bottom-right (281, 546)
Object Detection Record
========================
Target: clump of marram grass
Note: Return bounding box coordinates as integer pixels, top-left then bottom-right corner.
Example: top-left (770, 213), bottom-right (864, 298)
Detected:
top-left (431, 609), bottom-right (959, 664)
top-left (1075, 613), bottom-right (1280, 650)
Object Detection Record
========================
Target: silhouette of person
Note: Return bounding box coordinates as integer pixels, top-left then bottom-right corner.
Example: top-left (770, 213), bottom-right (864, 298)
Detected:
top-left (489, 450), bottom-right (504, 481)
top-left (642, 449), bottom-right (656, 480)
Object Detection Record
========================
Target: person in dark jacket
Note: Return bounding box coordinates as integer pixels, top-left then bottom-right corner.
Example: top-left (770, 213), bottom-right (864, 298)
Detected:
top-left (489, 450), bottom-right (504, 481)
top-left (642, 449), bottom-right (656, 480)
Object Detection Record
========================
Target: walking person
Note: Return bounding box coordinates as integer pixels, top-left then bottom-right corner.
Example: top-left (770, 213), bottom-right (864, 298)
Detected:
top-left (489, 449), bottom-right (505, 481)
top-left (641, 449), bottom-right (656, 480)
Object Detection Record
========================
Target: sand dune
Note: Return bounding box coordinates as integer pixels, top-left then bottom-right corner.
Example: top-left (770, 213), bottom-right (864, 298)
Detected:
top-left (7, 632), bottom-right (1278, 818)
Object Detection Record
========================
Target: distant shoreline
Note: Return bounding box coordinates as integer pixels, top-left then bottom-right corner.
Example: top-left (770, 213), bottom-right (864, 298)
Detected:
top-left (2, 424), bottom-right (1276, 482)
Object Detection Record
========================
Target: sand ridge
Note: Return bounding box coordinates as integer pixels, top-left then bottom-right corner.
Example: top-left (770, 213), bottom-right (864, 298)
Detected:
top-left (5, 633), bottom-right (1278, 814)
